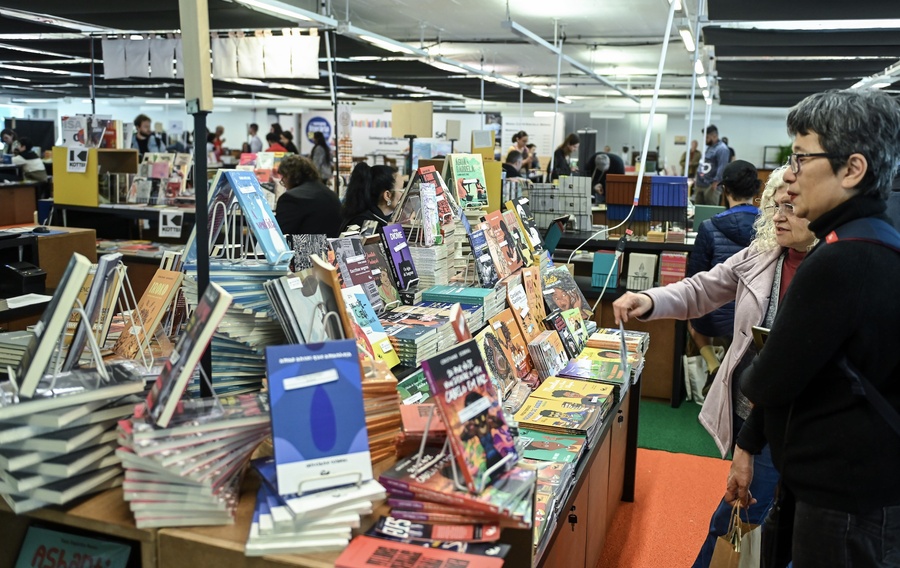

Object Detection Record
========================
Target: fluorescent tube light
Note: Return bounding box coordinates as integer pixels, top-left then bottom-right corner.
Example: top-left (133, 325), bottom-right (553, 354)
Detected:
top-left (534, 111), bottom-right (557, 117)
top-left (0, 8), bottom-right (112, 33)
top-left (0, 63), bottom-right (75, 75)
top-left (694, 59), bottom-right (704, 75)
top-left (532, 89), bottom-right (552, 97)
top-left (234, 0), bottom-right (311, 21)
top-left (871, 82), bottom-right (893, 89)
top-left (701, 88), bottom-right (710, 98)
top-left (145, 99), bottom-right (181, 105)
top-left (668, 0), bottom-right (682, 10)
top-left (357, 34), bottom-right (415, 55)
top-left (678, 26), bottom-right (695, 52)
top-left (697, 75), bottom-right (708, 88)
top-left (1, 75), bottom-right (30, 83)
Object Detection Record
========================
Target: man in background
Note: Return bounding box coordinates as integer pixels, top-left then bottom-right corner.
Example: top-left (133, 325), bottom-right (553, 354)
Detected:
top-left (503, 150), bottom-right (526, 181)
top-left (680, 139), bottom-right (702, 177)
top-left (694, 125), bottom-right (730, 205)
top-left (248, 123), bottom-right (263, 153)
top-left (131, 114), bottom-right (163, 156)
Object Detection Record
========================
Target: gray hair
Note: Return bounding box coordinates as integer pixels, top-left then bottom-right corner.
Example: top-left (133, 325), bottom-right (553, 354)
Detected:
top-left (594, 153), bottom-right (610, 174)
top-left (786, 89), bottom-right (900, 199)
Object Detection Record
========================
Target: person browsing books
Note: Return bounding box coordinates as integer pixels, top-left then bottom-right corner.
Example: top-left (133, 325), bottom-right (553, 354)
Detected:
top-left (735, 89), bottom-right (900, 567)
top-left (548, 133), bottom-right (579, 181)
top-left (11, 138), bottom-right (48, 183)
top-left (502, 150), bottom-right (527, 181)
top-left (274, 155), bottom-right (342, 238)
top-left (688, 160), bottom-right (761, 396)
top-left (340, 162), bottom-right (400, 233)
top-left (612, 165), bottom-right (815, 568)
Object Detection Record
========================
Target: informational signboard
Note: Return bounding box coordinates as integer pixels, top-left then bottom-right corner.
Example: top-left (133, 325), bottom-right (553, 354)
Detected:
top-left (66, 146), bottom-right (89, 173)
top-left (159, 209), bottom-right (184, 238)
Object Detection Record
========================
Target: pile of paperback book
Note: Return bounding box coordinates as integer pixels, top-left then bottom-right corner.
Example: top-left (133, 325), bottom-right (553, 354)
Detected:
top-left (0, 361), bottom-right (145, 513)
top-left (117, 393), bottom-right (271, 528)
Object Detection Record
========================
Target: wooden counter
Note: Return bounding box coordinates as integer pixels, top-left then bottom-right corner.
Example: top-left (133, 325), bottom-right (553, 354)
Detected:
top-left (0, 225), bottom-right (97, 290)
top-left (0, 182), bottom-right (39, 226)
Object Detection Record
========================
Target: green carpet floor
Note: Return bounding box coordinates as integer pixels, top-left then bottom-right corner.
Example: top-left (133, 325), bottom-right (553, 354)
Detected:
top-left (637, 399), bottom-right (723, 459)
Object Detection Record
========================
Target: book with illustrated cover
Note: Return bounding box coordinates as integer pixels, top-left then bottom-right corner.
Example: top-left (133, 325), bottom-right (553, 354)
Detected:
top-left (527, 330), bottom-right (569, 382)
top-left (419, 181), bottom-right (440, 246)
top-left (516, 428), bottom-right (586, 463)
top-left (329, 235), bottom-right (365, 286)
top-left (396, 369), bottom-right (432, 405)
top-left (340, 285), bottom-right (400, 368)
top-left (286, 234), bottom-right (329, 273)
top-left (512, 397), bottom-right (602, 435)
top-left (562, 308), bottom-right (589, 354)
top-left (474, 327), bottom-right (517, 400)
top-left (362, 235), bottom-right (400, 311)
top-left (420, 341), bottom-right (518, 493)
top-left (112, 268), bottom-right (183, 360)
top-left (144, 282), bottom-right (233, 428)
top-left (266, 340), bottom-right (372, 495)
top-left (543, 310), bottom-right (581, 359)
top-left (63, 252), bottom-right (123, 371)
top-left (587, 328), bottom-right (650, 354)
top-left (507, 197), bottom-right (543, 252)
top-left (381, 224), bottom-right (418, 292)
top-left (336, 535), bottom-right (503, 568)
top-left (443, 154), bottom-right (488, 209)
top-left (542, 266), bottom-right (593, 322)
top-left (483, 211), bottom-right (524, 276)
top-left (224, 170), bottom-right (292, 265)
top-left (332, 236), bottom-right (384, 314)
top-left (530, 377), bottom-right (615, 407)
top-left (182, 171), bottom-right (230, 265)
top-left (521, 267), bottom-right (547, 323)
top-left (559, 350), bottom-right (632, 386)
top-left (311, 254), bottom-right (355, 342)
top-left (505, 275), bottom-right (542, 343)
top-left (16, 253), bottom-right (92, 398)
top-left (502, 209), bottom-right (533, 267)
top-left (488, 309), bottom-right (533, 380)
top-left (469, 228), bottom-right (499, 288)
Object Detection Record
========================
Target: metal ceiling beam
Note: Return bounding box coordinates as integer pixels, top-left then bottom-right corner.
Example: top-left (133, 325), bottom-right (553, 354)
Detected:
top-left (501, 19), bottom-right (640, 103)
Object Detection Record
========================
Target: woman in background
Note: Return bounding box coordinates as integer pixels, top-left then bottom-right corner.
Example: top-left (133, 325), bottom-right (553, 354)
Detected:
top-left (340, 162), bottom-right (399, 232)
top-left (275, 155), bottom-right (342, 238)
top-left (280, 131), bottom-right (299, 154)
top-left (309, 131), bottom-right (333, 181)
top-left (548, 133), bottom-right (579, 180)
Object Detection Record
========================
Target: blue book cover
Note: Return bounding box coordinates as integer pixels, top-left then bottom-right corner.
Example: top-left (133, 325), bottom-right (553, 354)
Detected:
top-left (225, 170), bottom-right (292, 265)
top-left (265, 341), bottom-right (372, 496)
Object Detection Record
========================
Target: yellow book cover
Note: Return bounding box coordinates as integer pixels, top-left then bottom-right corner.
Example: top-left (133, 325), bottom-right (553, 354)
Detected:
top-left (513, 397), bottom-right (600, 434)
top-left (531, 377), bottom-right (615, 406)
top-left (113, 269), bottom-right (183, 359)
top-left (577, 347), bottom-right (642, 366)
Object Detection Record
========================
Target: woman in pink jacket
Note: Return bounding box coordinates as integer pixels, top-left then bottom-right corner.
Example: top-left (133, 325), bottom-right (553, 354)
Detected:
top-left (613, 165), bottom-right (816, 567)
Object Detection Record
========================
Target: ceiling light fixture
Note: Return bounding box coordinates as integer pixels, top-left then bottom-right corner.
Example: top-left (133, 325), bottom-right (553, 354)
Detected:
top-left (1, 75), bottom-right (30, 83)
top-left (678, 26), bottom-right (695, 52)
top-left (502, 19), bottom-right (640, 103)
top-left (694, 59), bottom-right (704, 75)
top-left (852, 59), bottom-right (900, 90)
top-left (0, 63), bottom-right (78, 75)
top-left (668, 0), bottom-right (683, 10)
top-left (534, 111), bottom-right (557, 117)
top-left (871, 81), bottom-right (893, 89)
top-left (145, 98), bottom-right (181, 105)
top-left (0, 8), bottom-right (113, 33)
top-left (232, 0), bottom-right (319, 23)
top-left (697, 75), bottom-right (708, 88)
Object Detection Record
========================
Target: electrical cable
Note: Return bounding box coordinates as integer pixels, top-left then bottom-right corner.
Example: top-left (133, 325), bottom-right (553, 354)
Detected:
top-left (564, 0), bottom-right (679, 268)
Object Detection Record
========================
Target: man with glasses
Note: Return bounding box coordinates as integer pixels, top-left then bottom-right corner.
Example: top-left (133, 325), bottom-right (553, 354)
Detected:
top-left (736, 89), bottom-right (900, 567)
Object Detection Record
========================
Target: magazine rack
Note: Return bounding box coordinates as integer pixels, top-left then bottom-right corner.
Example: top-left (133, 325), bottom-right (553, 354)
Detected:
top-left (410, 404), bottom-right (516, 494)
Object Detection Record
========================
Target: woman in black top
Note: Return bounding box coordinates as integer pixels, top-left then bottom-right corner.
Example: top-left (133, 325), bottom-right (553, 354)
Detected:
top-left (280, 131), bottom-right (299, 154)
top-left (340, 162), bottom-right (399, 233)
top-left (548, 133), bottom-right (580, 181)
top-left (310, 131), bottom-right (333, 180)
top-left (274, 155), bottom-right (342, 238)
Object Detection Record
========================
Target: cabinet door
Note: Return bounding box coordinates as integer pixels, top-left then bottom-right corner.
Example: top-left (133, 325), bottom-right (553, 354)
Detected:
top-left (606, 389), bottom-right (631, 530)
top-left (586, 433), bottom-right (612, 566)
top-left (541, 477), bottom-right (589, 568)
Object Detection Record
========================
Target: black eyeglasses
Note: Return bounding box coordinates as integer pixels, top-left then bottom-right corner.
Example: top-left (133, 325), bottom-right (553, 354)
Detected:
top-left (764, 203), bottom-right (795, 216)
top-left (787, 152), bottom-right (846, 174)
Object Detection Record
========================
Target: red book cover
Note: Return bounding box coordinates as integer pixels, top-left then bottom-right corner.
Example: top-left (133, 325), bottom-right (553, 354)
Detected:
top-left (336, 535), bottom-right (503, 568)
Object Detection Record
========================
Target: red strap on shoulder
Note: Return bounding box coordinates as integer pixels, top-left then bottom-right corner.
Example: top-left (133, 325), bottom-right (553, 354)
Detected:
top-left (825, 230), bottom-right (839, 244)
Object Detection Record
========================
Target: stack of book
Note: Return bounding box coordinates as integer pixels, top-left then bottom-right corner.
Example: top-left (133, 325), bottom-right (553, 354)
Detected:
top-left (525, 458), bottom-right (578, 558)
top-left (421, 285), bottom-right (507, 322)
top-left (336, 535), bottom-right (507, 567)
top-left (248, 458), bottom-right (387, 556)
top-left (378, 449), bottom-right (535, 533)
top-left (513, 378), bottom-right (614, 447)
top-left (182, 260), bottom-right (289, 395)
top-left (557, 347), bottom-right (637, 395)
top-left (117, 393), bottom-right (271, 528)
top-left (359, 354), bottom-right (403, 464)
top-left (0, 362), bottom-right (145, 513)
top-left (379, 309), bottom-right (453, 367)
top-left (409, 243), bottom-right (452, 289)
top-left (527, 330), bottom-right (570, 381)
top-left (659, 251), bottom-right (689, 286)
top-left (0, 331), bottom-right (32, 376)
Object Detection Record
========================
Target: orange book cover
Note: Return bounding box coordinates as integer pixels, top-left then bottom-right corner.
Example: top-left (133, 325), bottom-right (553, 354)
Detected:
top-left (112, 269), bottom-right (183, 359)
top-left (488, 308), bottom-right (534, 379)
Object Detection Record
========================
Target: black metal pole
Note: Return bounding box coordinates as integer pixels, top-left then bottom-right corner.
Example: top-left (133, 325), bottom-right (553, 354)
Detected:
top-left (89, 35), bottom-right (96, 115)
top-left (330, 30), bottom-right (339, 188)
top-left (193, 109), bottom-right (212, 397)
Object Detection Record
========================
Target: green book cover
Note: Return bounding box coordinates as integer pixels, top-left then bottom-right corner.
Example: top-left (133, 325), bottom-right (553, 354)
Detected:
top-left (517, 428), bottom-right (586, 463)
top-left (396, 369), bottom-right (432, 405)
